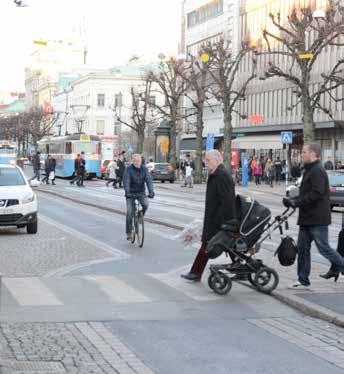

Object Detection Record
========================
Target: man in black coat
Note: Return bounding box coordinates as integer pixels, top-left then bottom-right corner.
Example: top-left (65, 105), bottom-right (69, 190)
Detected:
top-left (181, 149), bottom-right (236, 281)
top-left (117, 151), bottom-right (126, 188)
top-left (283, 143), bottom-right (344, 288)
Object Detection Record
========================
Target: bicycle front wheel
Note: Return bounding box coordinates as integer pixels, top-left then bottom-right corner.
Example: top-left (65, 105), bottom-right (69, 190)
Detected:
top-left (137, 212), bottom-right (144, 248)
top-left (131, 216), bottom-right (136, 243)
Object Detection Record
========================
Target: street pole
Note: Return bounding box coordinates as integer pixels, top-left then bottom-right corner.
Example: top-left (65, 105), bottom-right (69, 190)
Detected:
top-left (285, 144), bottom-right (289, 188)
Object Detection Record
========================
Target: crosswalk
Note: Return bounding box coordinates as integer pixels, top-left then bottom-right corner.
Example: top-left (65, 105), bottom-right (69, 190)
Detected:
top-left (1, 272), bottom-right (227, 308)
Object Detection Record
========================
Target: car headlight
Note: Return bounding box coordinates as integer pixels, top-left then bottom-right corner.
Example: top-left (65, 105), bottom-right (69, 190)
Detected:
top-left (22, 193), bottom-right (36, 204)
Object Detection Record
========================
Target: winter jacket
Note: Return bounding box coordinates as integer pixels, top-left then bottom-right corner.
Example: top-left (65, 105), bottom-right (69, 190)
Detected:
top-left (123, 164), bottom-right (153, 195)
top-left (117, 159), bottom-right (125, 177)
top-left (294, 160), bottom-right (331, 226)
top-left (202, 163), bottom-right (236, 242)
top-left (32, 155), bottom-right (41, 171)
top-left (108, 161), bottom-right (118, 179)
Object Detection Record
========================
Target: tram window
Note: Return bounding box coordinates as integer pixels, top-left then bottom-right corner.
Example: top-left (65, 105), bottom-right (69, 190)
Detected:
top-left (65, 142), bottom-right (72, 154)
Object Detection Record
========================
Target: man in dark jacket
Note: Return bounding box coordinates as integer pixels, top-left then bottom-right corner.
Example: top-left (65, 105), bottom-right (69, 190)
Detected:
top-left (70, 154), bottom-right (81, 185)
top-left (181, 149), bottom-right (236, 281)
top-left (29, 151), bottom-right (41, 181)
top-left (123, 153), bottom-right (154, 241)
top-left (117, 151), bottom-right (126, 188)
top-left (283, 143), bottom-right (344, 288)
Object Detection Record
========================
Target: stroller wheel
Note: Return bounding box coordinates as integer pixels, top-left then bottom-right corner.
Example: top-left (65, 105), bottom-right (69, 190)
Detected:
top-left (247, 273), bottom-right (257, 288)
top-left (254, 267), bottom-right (279, 294)
top-left (208, 273), bottom-right (232, 295)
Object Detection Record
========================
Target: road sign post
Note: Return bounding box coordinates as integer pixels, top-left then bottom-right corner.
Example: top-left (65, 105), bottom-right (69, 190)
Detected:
top-left (206, 133), bottom-right (215, 151)
top-left (281, 132), bottom-right (293, 188)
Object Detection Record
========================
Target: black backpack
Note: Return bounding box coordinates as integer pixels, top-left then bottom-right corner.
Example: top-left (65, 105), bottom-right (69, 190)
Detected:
top-left (274, 236), bottom-right (297, 266)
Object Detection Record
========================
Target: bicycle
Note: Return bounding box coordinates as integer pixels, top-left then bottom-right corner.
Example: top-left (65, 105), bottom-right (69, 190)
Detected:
top-left (130, 198), bottom-right (144, 248)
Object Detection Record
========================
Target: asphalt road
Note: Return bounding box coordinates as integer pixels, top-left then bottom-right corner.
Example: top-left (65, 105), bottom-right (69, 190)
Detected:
top-left (1, 181), bottom-right (343, 373)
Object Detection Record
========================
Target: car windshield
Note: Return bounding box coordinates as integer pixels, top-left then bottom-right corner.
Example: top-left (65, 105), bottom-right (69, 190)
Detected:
top-left (0, 167), bottom-right (26, 186)
top-left (155, 164), bottom-right (167, 171)
top-left (328, 173), bottom-right (344, 186)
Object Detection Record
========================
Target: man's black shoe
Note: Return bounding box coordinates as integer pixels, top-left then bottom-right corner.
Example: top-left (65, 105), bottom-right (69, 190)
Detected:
top-left (181, 272), bottom-right (201, 282)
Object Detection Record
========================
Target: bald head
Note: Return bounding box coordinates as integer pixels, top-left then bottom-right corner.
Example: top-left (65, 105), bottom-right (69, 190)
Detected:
top-left (132, 154), bottom-right (142, 168)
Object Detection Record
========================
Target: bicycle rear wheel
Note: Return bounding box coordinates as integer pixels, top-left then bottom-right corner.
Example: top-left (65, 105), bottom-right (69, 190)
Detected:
top-left (137, 212), bottom-right (144, 248)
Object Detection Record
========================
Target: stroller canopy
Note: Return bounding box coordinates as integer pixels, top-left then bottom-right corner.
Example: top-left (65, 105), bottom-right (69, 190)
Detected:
top-left (236, 195), bottom-right (271, 245)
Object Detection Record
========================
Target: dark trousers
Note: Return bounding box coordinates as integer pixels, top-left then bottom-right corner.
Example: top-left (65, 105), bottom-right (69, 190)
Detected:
top-left (126, 195), bottom-right (148, 234)
top-left (29, 169), bottom-right (40, 181)
top-left (297, 225), bottom-right (344, 285)
top-left (190, 242), bottom-right (208, 278)
top-left (117, 175), bottom-right (123, 187)
top-left (106, 178), bottom-right (117, 187)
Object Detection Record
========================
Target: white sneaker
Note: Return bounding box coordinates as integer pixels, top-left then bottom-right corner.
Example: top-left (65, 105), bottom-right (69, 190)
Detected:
top-left (288, 281), bottom-right (311, 290)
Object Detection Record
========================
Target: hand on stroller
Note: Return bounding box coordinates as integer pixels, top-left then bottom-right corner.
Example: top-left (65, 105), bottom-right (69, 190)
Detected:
top-left (283, 197), bottom-right (297, 209)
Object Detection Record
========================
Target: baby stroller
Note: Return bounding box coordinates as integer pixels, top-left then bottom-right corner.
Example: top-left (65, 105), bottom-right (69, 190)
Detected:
top-left (206, 195), bottom-right (295, 295)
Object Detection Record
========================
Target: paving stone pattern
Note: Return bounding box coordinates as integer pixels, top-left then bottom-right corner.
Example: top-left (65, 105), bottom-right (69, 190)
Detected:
top-left (0, 220), bottom-right (113, 277)
top-left (0, 322), bottom-right (155, 374)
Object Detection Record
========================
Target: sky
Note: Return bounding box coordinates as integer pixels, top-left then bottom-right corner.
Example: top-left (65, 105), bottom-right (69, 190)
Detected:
top-left (0, 0), bottom-right (182, 91)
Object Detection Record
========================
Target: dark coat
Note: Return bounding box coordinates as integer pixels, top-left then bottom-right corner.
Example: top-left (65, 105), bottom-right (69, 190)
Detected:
top-left (117, 159), bottom-right (125, 177)
top-left (202, 163), bottom-right (236, 242)
top-left (295, 160), bottom-right (331, 226)
top-left (32, 154), bottom-right (40, 171)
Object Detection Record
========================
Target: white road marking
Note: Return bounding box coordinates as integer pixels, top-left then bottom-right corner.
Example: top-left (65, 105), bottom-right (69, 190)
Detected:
top-left (84, 275), bottom-right (152, 303)
top-left (3, 277), bottom-right (63, 306)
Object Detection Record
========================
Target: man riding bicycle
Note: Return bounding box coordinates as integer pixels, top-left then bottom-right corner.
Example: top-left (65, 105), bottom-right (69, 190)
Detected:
top-left (123, 153), bottom-right (154, 241)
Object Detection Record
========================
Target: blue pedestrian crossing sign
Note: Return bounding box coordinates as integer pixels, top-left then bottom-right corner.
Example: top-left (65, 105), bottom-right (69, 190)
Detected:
top-left (281, 131), bottom-right (293, 144)
top-left (127, 144), bottom-right (134, 153)
top-left (206, 133), bottom-right (215, 151)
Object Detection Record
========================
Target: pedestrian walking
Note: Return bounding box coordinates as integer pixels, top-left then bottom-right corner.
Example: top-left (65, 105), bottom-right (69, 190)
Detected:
top-left (324, 156), bottom-right (334, 170)
top-left (49, 156), bottom-right (56, 185)
top-left (77, 151), bottom-right (86, 187)
top-left (181, 149), bottom-right (236, 282)
top-left (29, 151), bottom-right (41, 181)
top-left (252, 161), bottom-right (262, 186)
top-left (283, 143), bottom-right (344, 289)
top-left (41, 155), bottom-right (52, 184)
top-left (264, 158), bottom-right (274, 188)
top-left (181, 162), bottom-right (193, 188)
top-left (70, 154), bottom-right (81, 185)
top-left (116, 151), bottom-right (126, 188)
top-left (106, 159), bottom-right (118, 188)
top-left (274, 157), bottom-right (282, 184)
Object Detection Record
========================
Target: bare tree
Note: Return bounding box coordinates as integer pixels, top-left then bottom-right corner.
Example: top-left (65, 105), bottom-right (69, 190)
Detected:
top-left (261, 1), bottom-right (344, 142)
top-left (179, 53), bottom-right (213, 183)
top-left (110, 78), bottom-right (154, 153)
top-left (205, 39), bottom-right (256, 171)
top-left (148, 57), bottom-right (191, 168)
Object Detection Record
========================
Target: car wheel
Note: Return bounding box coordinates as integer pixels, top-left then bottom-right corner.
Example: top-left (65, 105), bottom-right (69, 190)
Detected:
top-left (27, 220), bottom-right (38, 234)
top-left (170, 180), bottom-right (174, 184)
top-left (161, 180), bottom-right (165, 183)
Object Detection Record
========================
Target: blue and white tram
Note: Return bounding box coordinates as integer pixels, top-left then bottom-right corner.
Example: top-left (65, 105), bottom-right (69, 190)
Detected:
top-left (0, 140), bottom-right (16, 165)
top-left (38, 135), bottom-right (101, 178)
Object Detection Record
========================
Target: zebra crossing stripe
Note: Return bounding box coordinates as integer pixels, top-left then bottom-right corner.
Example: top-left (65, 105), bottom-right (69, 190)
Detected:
top-left (3, 277), bottom-right (63, 306)
top-left (83, 275), bottom-right (152, 303)
top-left (147, 273), bottom-right (221, 301)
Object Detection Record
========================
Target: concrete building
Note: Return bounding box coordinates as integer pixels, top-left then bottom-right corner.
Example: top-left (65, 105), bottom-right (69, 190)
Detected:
top-left (51, 64), bottom-right (163, 156)
top-left (179, 0), bottom-right (240, 155)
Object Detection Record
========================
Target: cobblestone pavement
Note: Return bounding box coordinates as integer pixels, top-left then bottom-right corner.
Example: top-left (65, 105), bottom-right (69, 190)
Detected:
top-left (0, 316), bottom-right (343, 373)
top-left (0, 321), bottom-right (155, 374)
top-left (0, 216), bottom-right (127, 277)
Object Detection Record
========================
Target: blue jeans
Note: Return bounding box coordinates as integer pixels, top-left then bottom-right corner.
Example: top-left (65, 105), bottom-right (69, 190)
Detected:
top-left (126, 194), bottom-right (148, 235)
top-left (29, 169), bottom-right (40, 181)
top-left (297, 225), bottom-right (344, 285)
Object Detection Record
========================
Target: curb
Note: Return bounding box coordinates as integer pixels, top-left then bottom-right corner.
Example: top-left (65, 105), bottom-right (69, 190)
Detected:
top-left (37, 189), bottom-right (184, 231)
top-left (272, 290), bottom-right (344, 328)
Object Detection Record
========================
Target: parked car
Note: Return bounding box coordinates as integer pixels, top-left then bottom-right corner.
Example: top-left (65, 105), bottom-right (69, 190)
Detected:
top-left (328, 171), bottom-right (344, 210)
top-left (151, 163), bottom-right (175, 183)
top-left (100, 160), bottom-right (111, 179)
top-left (0, 164), bottom-right (38, 234)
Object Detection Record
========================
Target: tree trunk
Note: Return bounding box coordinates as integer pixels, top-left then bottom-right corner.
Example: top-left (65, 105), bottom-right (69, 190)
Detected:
top-left (169, 109), bottom-right (178, 169)
top-left (222, 100), bottom-right (233, 173)
top-left (302, 95), bottom-right (315, 143)
top-left (136, 129), bottom-right (144, 154)
top-left (194, 107), bottom-right (204, 184)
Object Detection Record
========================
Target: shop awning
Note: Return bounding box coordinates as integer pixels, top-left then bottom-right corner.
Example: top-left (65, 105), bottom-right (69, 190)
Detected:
top-left (232, 135), bottom-right (282, 150)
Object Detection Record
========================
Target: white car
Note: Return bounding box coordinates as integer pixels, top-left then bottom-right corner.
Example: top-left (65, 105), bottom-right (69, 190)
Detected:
top-left (0, 164), bottom-right (38, 234)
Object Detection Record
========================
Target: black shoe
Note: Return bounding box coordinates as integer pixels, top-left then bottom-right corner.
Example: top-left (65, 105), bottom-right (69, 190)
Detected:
top-left (52, 182), bottom-right (56, 185)
top-left (181, 272), bottom-right (201, 282)
top-left (320, 269), bottom-right (340, 282)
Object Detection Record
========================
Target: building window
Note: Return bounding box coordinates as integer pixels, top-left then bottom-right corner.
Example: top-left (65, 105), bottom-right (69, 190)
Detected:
top-left (97, 94), bottom-right (105, 107)
top-left (114, 93), bottom-right (123, 108)
top-left (96, 120), bottom-right (105, 135)
top-left (114, 121), bottom-right (121, 136)
top-left (187, 0), bottom-right (223, 28)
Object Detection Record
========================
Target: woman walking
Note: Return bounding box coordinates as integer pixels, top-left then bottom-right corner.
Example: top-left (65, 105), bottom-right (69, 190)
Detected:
top-left (106, 159), bottom-right (119, 188)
